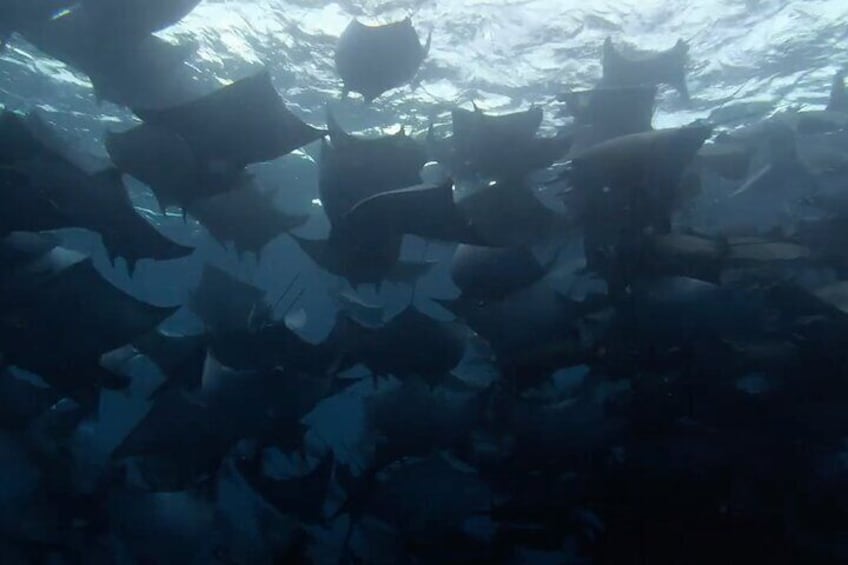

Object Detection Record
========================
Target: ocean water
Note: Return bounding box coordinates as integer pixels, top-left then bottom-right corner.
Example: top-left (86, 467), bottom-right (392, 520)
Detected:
top-left (3, 0), bottom-right (843, 311)
top-left (1, 1), bottom-right (848, 563)
top-left (4, 0), bottom-right (847, 137)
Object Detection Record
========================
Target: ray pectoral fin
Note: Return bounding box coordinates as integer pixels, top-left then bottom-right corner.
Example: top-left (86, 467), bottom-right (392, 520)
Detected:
top-left (326, 105), bottom-right (353, 145)
top-left (126, 257), bottom-right (139, 278)
top-left (135, 70), bottom-right (324, 167)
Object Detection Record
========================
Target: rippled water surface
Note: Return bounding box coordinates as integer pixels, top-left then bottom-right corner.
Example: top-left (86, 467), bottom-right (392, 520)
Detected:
top-left (2, 0), bottom-right (847, 143)
top-left (1, 4), bottom-right (848, 562)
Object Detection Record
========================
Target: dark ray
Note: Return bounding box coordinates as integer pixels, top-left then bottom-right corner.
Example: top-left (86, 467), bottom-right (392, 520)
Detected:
top-left (456, 179), bottom-right (568, 246)
top-left (714, 120), bottom-right (817, 206)
top-left (319, 116), bottom-right (427, 225)
top-left (111, 389), bottom-right (226, 490)
top-left (0, 231), bottom-right (61, 267)
top-left (135, 70), bottom-right (326, 169)
top-left (292, 231), bottom-right (434, 288)
top-left (0, 239), bottom-right (177, 397)
top-left (330, 286), bottom-right (385, 327)
top-left (560, 85), bottom-right (656, 134)
top-left (236, 450), bottom-right (335, 524)
top-left (793, 109), bottom-right (848, 135)
top-left (208, 322), bottom-right (334, 375)
top-left (449, 244), bottom-right (554, 303)
top-left (445, 105), bottom-right (571, 181)
top-left (335, 17), bottom-right (431, 102)
top-left (87, 37), bottom-right (201, 110)
top-left (108, 487), bottom-right (216, 562)
top-left (197, 360), bottom-right (333, 450)
top-left (569, 124), bottom-right (712, 185)
top-left (0, 110), bottom-right (50, 164)
top-left (342, 178), bottom-right (488, 245)
top-left (114, 364), bottom-right (333, 491)
top-left (292, 232), bottom-right (396, 286)
top-left (16, 255), bottom-right (178, 358)
top-left (146, 374), bottom-right (222, 453)
top-left (567, 124), bottom-right (712, 290)
top-left (71, 168), bottom-right (194, 270)
top-left (644, 232), bottom-right (726, 283)
top-left (559, 84), bottom-right (656, 153)
top-left (39, 164), bottom-right (192, 270)
top-left (15, 0), bottom-right (199, 42)
top-left (0, 166), bottom-right (68, 235)
top-left (328, 307), bottom-right (467, 384)
top-left (131, 330), bottom-right (209, 396)
top-left (453, 104), bottom-right (543, 142)
top-left (726, 238), bottom-right (810, 263)
top-left (504, 391), bottom-right (623, 476)
top-left (0, 369), bottom-right (61, 431)
top-left (766, 279), bottom-right (848, 325)
top-left (80, 0), bottom-right (201, 40)
top-left (791, 215), bottom-right (848, 270)
top-left (601, 37), bottom-right (690, 101)
top-left (363, 379), bottom-right (480, 468)
top-left (619, 276), bottom-right (766, 346)
top-left (0, 113), bottom-right (105, 232)
top-left (187, 179), bottom-right (308, 257)
top-left (105, 124), bottom-right (234, 211)
top-left (730, 122), bottom-right (818, 202)
top-left (436, 283), bottom-right (599, 388)
top-left (18, 109), bottom-right (110, 173)
top-left (187, 264), bottom-right (270, 334)
top-left (365, 454), bottom-right (490, 551)
top-left (2, 110), bottom-right (193, 269)
top-left (0, 232), bottom-right (84, 297)
top-left (827, 70), bottom-right (846, 113)
top-left (21, 12), bottom-right (200, 109)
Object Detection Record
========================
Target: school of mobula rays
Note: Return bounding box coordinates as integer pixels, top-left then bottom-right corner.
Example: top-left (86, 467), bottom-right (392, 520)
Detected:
top-left (2, 2), bottom-right (848, 563)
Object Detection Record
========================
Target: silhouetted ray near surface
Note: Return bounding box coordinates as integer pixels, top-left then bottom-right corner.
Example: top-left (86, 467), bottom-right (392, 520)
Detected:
top-left (1, 2), bottom-right (848, 563)
top-left (335, 17), bottom-right (431, 102)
